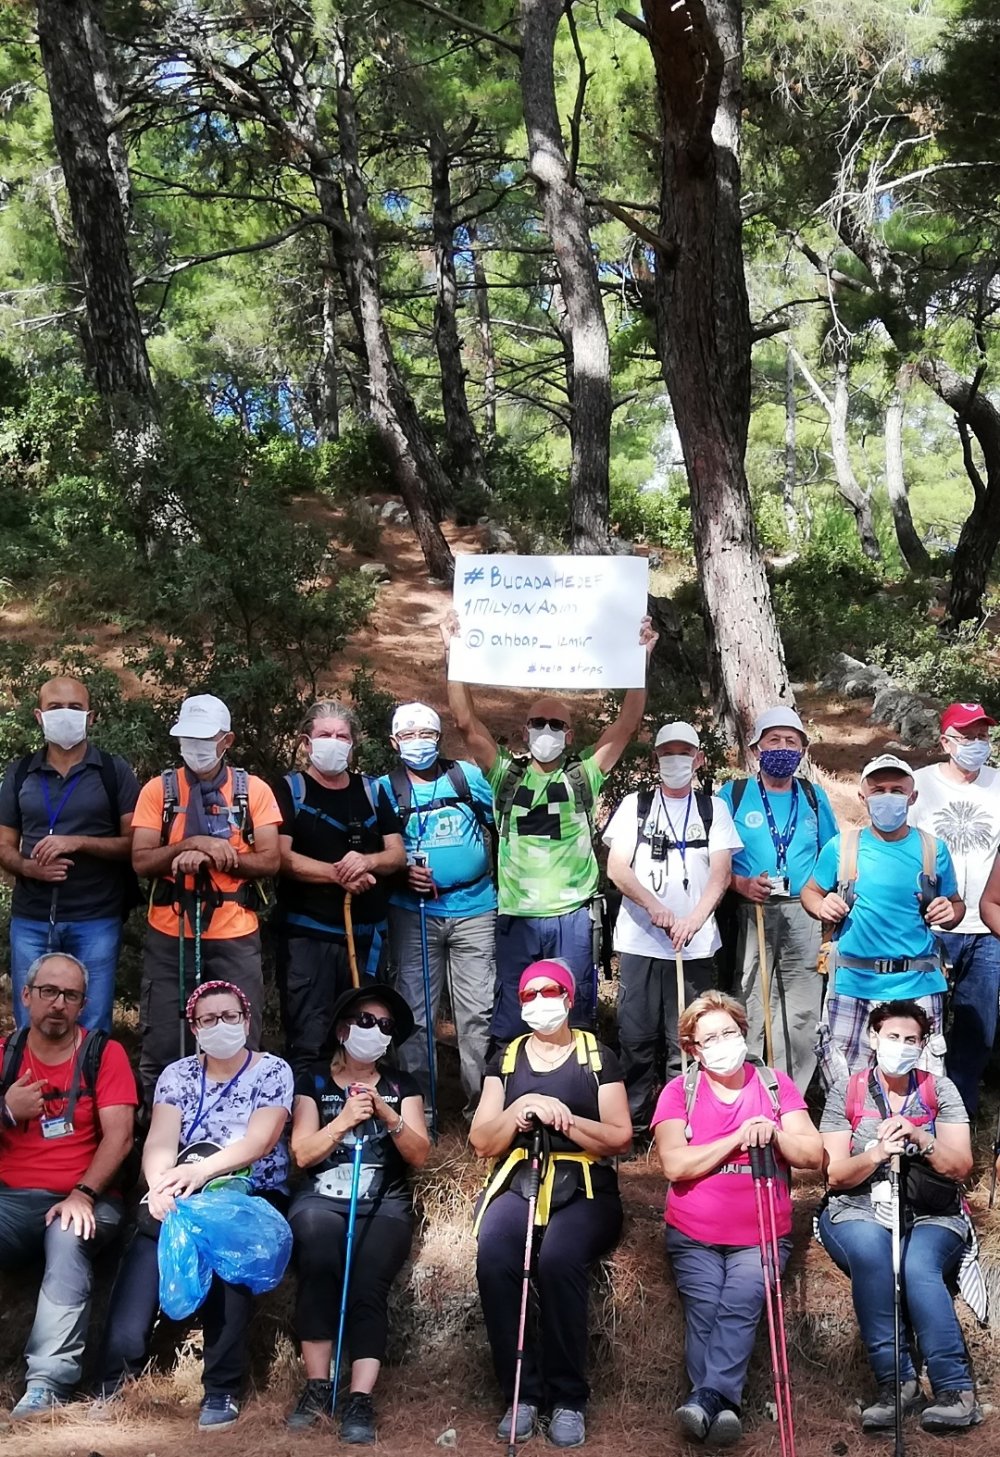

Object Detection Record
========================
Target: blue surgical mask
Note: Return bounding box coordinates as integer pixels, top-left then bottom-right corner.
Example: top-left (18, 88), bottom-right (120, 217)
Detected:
top-left (399, 739), bottom-right (439, 771)
top-left (759, 748), bottom-right (803, 779)
top-left (951, 739), bottom-right (991, 773)
top-left (868, 792), bottom-right (909, 832)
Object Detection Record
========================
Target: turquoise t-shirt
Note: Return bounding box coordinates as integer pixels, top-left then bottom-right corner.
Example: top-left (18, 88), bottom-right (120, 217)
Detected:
top-left (718, 777), bottom-right (838, 896)
top-left (379, 761), bottom-right (497, 920)
top-left (812, 828), bottom-right (956, 1000)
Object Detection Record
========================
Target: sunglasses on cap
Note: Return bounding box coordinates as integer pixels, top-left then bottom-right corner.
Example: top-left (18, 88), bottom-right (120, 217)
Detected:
top-left (351, 1011), bottom-right (396, 1035)
top-left (527, 717), bottom-right (567, 731)
top-left (518, 983), bottom-right (566, 1005)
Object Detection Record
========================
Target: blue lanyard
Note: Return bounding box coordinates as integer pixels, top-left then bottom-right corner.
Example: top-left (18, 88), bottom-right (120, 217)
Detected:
top-left (659, 790), bottom-right (694, 891)
top-left (411, 771), bottom-right (446, 848)
top-left (756, 776), bottom-right (798, 874)
top-left (40, 769), bottom-right (86, 833)
top-left (187, 1050), bottom-right (252, 1142)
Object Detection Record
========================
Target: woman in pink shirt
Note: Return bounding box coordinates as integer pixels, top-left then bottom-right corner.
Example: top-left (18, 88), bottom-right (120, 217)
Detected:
top-left (652, 992), bottom-right (821, 1447)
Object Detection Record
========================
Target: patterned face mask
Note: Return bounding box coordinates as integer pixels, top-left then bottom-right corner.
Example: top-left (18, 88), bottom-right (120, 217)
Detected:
top-left (758, 748), bottom-right (802, 779)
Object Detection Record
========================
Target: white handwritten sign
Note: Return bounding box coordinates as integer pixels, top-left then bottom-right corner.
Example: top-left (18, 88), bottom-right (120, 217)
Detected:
top-left (449, 553), bottom-right (649, 690)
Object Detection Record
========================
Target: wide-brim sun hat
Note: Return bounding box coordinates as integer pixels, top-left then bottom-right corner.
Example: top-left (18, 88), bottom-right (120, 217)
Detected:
top-left (328, 983), bottom-right (416, 1045)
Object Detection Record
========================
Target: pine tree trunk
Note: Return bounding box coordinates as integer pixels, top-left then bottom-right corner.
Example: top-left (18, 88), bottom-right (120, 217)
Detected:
top-left (520, 0), bottom-right (612, 554)
top-left (331, 23), bottom-right (455, 582)
top-left (884, 370), bottom-right (930, 575)
top-left (317, 262), bottom-right (340, 444)
top-left (640, 0), bottom-right (791, 746)
top-left (467, 220), bottom-right (497, 446)
top-left (428, 132), bottom-right (490, 503)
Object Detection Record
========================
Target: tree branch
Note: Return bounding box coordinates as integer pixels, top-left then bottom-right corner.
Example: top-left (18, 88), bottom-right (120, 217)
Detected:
top-left (590, 195), bottom-right (676, 258)
top-left (958, 418), bottom-right (986, 503)
top-left (614, 7), bottom-right (649, 39)
top-left (565, 0), bottom-right (589, 186)
top-left (401, 0), bottom-right (523, 57)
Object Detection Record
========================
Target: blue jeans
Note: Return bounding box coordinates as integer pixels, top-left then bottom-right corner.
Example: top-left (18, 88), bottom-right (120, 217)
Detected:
top-left (493, 907), bottom-right (596, 1042)
top-left (0, 1187), bottom-right (123, 1394)
top-left (818, 1210), bottom-right (970, 1391)
top-left (938, 930), bottom-right (1000, 1115)
top-left (10, 915), bottom-right (122, 1032)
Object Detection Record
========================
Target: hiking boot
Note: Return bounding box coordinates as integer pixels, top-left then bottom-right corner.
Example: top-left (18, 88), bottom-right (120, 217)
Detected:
top-left (860, 1379), bottom-right (922, 1432)
top-left (706, 1404), bottom-right (742, 1448)
top-left (920, 1389), bottom-right (983, 1432)
top-left (548, 1407), bottom-right (586, 1448)
top-left (286, 1378), bottom-right (332, 1430)
top-left (10, 1384), bottom-right (66, 1420)
top-left (198, 1394), bottom-right (240, 1430)
top-left (340, 1391), bottom-right (377, 1445)
top-left (497, 1402), bottom-right (539, 1442)
top-left (676, 1387), bottom-right (724, 1442)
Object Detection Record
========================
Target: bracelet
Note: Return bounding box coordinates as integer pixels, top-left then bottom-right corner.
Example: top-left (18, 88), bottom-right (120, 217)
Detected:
top-left (74, 1183), bottom-right (99, 1202)
top-left (388, 1114), bottom-right (405, 1137)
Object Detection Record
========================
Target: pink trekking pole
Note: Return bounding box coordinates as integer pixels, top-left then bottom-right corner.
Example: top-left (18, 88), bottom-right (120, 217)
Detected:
top-left (750, 1143), bottom-right (796, 1457)
top-left (507, 1118), bottom-right (544, 1457)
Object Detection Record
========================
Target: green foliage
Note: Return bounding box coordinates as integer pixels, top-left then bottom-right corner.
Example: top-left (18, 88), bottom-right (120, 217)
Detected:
top-left (487, 446), bottom-right (568, 547)
top-left (347, 667), bottom-right (398, 776)
top-left (316, 429), bottom-right (394, 503)
top-left (610, 478), bottom-right (693, 550)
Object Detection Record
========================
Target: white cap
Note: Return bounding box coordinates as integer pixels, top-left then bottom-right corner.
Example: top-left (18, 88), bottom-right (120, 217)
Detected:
top-left (391, 702), bottom-right (441, 737)
top-left (170, 694), bottom-right (231, 738)
top-left (748, 706), bottom-right (807, 746)
top-left (654, 721), bottom-right (700, 750)
top-left (861, 753), bottom-right (914, 782)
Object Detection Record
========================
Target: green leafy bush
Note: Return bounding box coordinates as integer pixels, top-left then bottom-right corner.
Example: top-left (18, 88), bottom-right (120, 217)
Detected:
top-left (316, 427), bottom-right (393, 502)
top-left (610, 477), bottom-right (693, 549)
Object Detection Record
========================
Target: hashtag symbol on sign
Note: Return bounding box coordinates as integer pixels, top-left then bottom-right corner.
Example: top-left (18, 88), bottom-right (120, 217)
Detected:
top-left (463, 566), bottom-right (485, 584)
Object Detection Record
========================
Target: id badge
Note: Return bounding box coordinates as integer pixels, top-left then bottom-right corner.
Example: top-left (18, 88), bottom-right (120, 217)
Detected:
top-left (41, 1116), bottom-right (73, 1140)
top-left (767, 873), bottom-right (791, 898)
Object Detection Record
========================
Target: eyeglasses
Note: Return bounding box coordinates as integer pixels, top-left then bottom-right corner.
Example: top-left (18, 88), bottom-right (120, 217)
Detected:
top-left (396, 730), bottom-right (439, 741)
top-left (193, 1010), bottom-right (245, 1029)
top-left (694, 1027), bottom-right (742, 1050)
top-left (352, 1011), bottom-right (396, 1035)
top-left (527, 717), bottom-right (567, 731)
top-left (518, 984), bottom-right (565, 1005)
top-left (31, 984), bottom-right (84, 1006)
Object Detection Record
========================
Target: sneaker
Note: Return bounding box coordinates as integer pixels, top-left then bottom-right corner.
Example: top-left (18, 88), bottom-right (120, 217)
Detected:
top-left (676, 1388), bottom-right (724, 1442)
top-left (861, 1379), bottom-right (922, 1432)
top-left (920, 1389), bottom-right (983, 1432)
top-left (497, 1402), bottom-right (539, 1442)
top-left (548, 1407), bottom-right (586, 1448)
top-left (706, 1404), bottom-right (742, 1448)
top-left (10, 1384), bottom-right (65, 1420)
top-left (198, 1394), bottom-right (240, 1430)
top-left (340, 1391), bottom-right (377, 1445)
top-left (286, 1378), bottom-right (332, 1431)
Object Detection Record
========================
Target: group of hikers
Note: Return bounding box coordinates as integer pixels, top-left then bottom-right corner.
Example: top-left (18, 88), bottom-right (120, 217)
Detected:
top-left (1, 607), bottom-right (1000, 1448)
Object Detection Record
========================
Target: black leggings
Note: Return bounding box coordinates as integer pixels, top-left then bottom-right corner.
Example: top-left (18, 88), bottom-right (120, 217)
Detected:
top-left (290, 1195), bottom-right (412, 1362)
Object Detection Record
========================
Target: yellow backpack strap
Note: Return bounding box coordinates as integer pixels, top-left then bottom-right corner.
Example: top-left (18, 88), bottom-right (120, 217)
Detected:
top-left (917, 829), bottom-right (936, 881)
top-left (500, 1034), bottom-right (530, 1077)
top-left (572, 1029), bottom-right (602, 1074)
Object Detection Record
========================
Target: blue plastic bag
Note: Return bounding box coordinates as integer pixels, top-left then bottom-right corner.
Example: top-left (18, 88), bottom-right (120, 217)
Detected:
top-left (157, 1187), bottom-right (293, 1320)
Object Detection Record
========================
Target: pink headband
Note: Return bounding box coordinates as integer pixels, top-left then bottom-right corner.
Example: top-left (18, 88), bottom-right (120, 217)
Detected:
top-left (185, 980), bottom-right (251, 1024)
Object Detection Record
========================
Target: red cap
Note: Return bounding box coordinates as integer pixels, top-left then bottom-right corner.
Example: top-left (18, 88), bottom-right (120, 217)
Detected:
top-left (518, 959), bottom-right (576, 1005)
top-left (941, 702), bottom-right (997, 734)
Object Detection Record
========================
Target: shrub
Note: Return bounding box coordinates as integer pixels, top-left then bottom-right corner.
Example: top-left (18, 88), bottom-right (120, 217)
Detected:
top-left (315, 427), bottom-right (393, 502)
top-left (610, 476), bottom-right (693, 550)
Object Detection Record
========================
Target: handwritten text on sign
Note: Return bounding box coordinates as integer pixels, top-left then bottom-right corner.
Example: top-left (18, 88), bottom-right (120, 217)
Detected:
top-left (448, 554), bottom-right (649, 689)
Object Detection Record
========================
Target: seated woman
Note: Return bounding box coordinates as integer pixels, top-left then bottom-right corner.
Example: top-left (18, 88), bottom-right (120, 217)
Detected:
top-left (95, 980), bottom-right (293, 1430)
top-left (818, 999), bottom-right (981, 1434)
top-left (285, 984), bottom-right (428, 1443)
top-left (470, 960), bottom-right (631, 1450)
top-left (653, 991), bottom-right (821, 1447)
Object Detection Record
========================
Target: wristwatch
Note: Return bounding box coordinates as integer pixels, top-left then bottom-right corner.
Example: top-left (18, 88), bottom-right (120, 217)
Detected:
top-left (74, 1182), bottom-right (99, 1201)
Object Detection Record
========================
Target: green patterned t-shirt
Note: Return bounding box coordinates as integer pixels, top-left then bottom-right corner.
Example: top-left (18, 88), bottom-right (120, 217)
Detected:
top-left (487, 746), bottom-right (606, 917)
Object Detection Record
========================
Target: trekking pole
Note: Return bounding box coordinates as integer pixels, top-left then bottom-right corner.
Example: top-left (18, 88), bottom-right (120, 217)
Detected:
top-left (990, 1098), bottom-right (1000, 1208)
top-left (177, 876), bottom-right (188, 1059)
top-left (755, 904), bottom-right (775, 1066)
top-left (331, 1122), bottom-right (366, 1414)
top-left (343, 891), bottom-right (360, 989)
top-left (674, 952), bottom-right (688, 1073)
top-left (418, 893), bottom-right (438, 1142)
top-left (508, 1118), bottom-right (544, 1457)
top-left (889, 1154), bottom-right (905, 1457)
top-left (750, 1143), bottom-right (793, 1457)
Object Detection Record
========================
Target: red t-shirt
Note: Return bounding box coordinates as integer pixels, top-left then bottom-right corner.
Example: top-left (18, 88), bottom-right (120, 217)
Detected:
top-left (0, 1035), bottom-right (138, 1194)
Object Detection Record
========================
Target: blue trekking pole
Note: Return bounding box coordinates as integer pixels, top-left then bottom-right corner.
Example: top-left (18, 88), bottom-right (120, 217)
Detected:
top-left (331, 1129), bottom-right (366, 1413)
top-left (418, 893), bottom-right (438, 1141)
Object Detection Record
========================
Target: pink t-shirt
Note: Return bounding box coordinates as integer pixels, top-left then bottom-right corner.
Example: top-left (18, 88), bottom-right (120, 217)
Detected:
top-left (651, 1066), bottom-right (807, 1246)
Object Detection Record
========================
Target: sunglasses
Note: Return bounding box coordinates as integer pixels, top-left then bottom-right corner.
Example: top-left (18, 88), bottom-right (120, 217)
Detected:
top-left (518, 984), bottom-right (566, 1005)
top-left (351, 1011), bottom-right (396, 1035)
top-left (527, 717), bottom-right (567, 731)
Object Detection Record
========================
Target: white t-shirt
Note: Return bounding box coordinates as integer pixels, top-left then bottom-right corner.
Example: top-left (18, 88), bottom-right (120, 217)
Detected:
top-left (603, 788), bottom-right (742, 961)
top-left (911, 763), bottom-right (1000, 935)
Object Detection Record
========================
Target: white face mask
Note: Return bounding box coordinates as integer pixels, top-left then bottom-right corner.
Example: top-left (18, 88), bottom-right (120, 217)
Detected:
top-left (528, 727), bottom-right (566, 764)
top-left (521, 994), bottom-right (569, 1034)
top-left (874, 1037), bottom-right (922, 1078)
top-left (344, 1023), bottom-right (392, 1062)
top-left (659, 755), bottom-right (695, 790)
top-left (951, 738), bottom-right (991, 772)
top-left (179, 737), bottom-right (224, 775)
top-left (310, 737), bottom-right (352, 775)
top-left (40, 708), bottom-right (89, 750)
top-left (197, 1021), bottom-right (247, 1059)
top-left (699, 1033), bottom-right (748, 1076)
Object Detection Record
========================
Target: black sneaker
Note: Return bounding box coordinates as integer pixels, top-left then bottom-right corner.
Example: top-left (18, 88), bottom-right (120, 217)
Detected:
top-left (340, 1391), bottom-right (377, 1445)
top-left (286, 1378), bottom-right (333, 1431)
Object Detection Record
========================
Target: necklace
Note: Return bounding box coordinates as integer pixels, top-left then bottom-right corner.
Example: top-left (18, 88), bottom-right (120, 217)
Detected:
top-left (529, 1037), bottom-right (573, 1065)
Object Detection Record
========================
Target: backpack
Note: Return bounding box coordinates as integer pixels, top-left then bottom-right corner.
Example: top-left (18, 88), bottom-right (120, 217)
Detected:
top-left (10, 750), bottom-right (143, 916)
top-left (844, 1065), bottom-right (939, 1130)
top-left (500, 1029), bottom-right (603, 1084)
top-left (385, 759), bottom-right (493, 838)
top-left (682, 1054), bottom-right (781, 1139)
top-left (630, 787), bottom-right (715, 868)
top-left (728, 774), bottom-right (821, 848)
top-left (284, 770), bottom-right (379, 852)
top-left (835, 826), bottom-right (938, 910)
top-left (153, 765), bottom-right (271, 923)
top-left (494, 754), bottom-right (597, 844)
top-left (160, 765), bottom-right (256, 848)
